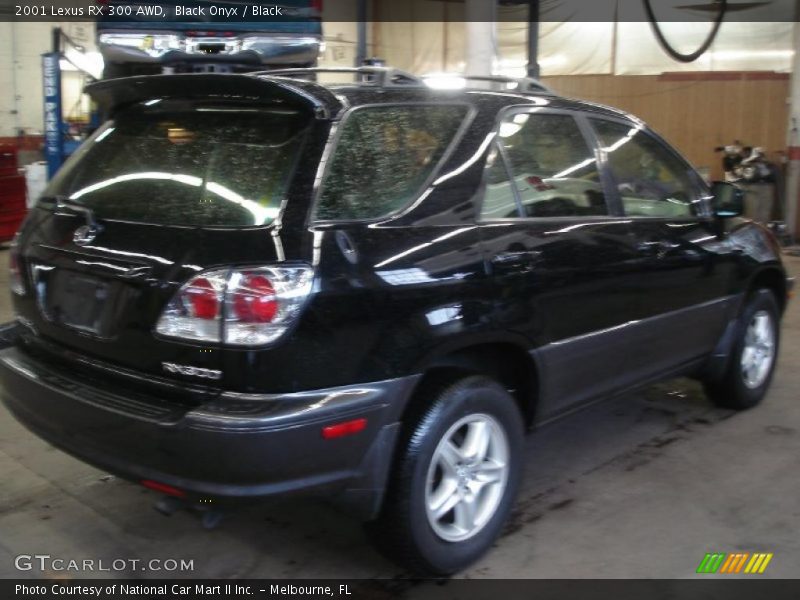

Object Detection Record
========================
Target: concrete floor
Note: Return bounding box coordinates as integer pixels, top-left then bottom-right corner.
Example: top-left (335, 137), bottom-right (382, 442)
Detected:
top-left (1, 249), bottom-right (799, 581)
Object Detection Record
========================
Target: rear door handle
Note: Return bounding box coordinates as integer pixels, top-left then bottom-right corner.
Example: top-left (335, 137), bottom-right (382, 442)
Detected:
top-left (491, 250), bottom-right (543, 267)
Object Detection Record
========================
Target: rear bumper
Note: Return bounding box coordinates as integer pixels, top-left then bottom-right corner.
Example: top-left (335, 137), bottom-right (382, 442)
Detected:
top-left (0, 339), bottom-right (416, 518)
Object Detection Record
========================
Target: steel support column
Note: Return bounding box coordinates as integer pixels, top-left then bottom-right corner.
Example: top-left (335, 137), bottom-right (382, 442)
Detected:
top-left (528, 0), bottom-right (540, 78)
top-left (356, 0), bottom-right (368, 66)
top-left (786, 6), bottom-right (800, 240)
top-left (465, 0), bottom-right (497, 77)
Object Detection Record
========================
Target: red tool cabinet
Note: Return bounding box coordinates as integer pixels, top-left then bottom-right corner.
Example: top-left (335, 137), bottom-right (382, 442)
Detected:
top-left (0, 145), bottom-right (28, 243)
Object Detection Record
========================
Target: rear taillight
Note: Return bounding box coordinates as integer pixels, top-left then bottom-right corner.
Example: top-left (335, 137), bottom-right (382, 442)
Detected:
top-left (230, 273), bottom-right (277, 323)
top-left (224, 267), bottom-right (313, 345)
top-left (9, 248), bottom-right (24, 296)
top-left (156, 266), bottom-right (313, 346)
top-left (156, 270), bottom-right (227, 343)
top-left (311, 0), bottom-right (323, 16)
top-left (186, 277), bottom-right (220, 320)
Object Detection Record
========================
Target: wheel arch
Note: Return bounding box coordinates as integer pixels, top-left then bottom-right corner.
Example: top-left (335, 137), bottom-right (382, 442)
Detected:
top-left (747, 265), bottom-right (788, 313)
top-left (405, 338), bottom-right (540, 429)
top-left (704, 267), bottom-right (786, 383)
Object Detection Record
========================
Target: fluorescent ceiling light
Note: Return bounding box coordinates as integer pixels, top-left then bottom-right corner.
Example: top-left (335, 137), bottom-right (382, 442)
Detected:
top-left (710, 49), bottom-right (794, 60)
top-left (424, 74), bottom-right (467, 90)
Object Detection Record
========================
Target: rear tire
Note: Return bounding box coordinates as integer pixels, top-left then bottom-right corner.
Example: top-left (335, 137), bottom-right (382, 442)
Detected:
top-left (704, 289), bottom-right (780, 410)
top-left (367, 376), bottom-right (524, 576)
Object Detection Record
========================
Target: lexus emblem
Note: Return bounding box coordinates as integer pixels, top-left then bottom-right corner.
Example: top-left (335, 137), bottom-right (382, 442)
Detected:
top-left (73, 225), bottom-right (98, 246)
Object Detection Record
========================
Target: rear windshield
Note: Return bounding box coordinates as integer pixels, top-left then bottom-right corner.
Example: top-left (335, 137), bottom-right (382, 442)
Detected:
top-left (43, 103), bottom-right (310, 227)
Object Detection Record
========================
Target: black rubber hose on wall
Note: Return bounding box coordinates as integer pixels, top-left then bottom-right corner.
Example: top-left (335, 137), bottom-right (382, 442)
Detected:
top-left (643, 0), bottom-right (727, 63)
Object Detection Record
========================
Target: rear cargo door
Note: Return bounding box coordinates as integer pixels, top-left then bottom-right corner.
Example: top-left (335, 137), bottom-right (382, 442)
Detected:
top-left (15, 85), bottom-right (325, 384)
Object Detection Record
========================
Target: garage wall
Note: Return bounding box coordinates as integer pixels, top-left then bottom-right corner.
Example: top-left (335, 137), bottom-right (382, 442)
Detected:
top-left (542, 72), bottom-right (790, 181)
top-left (369, 20), bottom-right (792, 182)
top-left (0, 14), bottom-right (357, 138)
top-left (0, 22), bottom-right (94, 139)
top-left (0, 23), bottom-right (13, 135)
top-left (0, 18), bottom-right (791, 183)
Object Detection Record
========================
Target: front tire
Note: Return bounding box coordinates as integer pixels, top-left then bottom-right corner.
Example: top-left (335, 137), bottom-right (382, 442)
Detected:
top-left (367, 376), bottom-right (525, 576)
top-left (704, 289), bottom-right (780, 410)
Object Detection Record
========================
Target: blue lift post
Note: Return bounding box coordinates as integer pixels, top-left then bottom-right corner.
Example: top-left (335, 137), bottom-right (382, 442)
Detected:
top-left (42, 51), bottom-right (63, 180)
top-left (42, 27), bottom-right (95, 180)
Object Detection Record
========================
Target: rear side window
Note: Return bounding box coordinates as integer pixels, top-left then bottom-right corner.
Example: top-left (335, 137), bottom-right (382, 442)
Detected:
top-left (314, 105), bottom-right (468, 221)
top-left (43, 104), bottom-right (310, 227)
top-left (489, 112), bottom-right (608, 218)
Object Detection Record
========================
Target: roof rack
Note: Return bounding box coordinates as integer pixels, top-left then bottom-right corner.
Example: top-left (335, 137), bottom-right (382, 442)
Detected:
top-left (422, 74), bottom-right (553, 94)
top-left (253, 67), bottom-right (424, 88)
top-left (252, 67), bottom-right (553, 95)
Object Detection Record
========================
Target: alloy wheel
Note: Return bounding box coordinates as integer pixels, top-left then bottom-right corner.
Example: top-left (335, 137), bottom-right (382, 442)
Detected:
top-left (740, 309), bottom-right (776, 389)
top-left (424, 413), bottom-right (510, 542)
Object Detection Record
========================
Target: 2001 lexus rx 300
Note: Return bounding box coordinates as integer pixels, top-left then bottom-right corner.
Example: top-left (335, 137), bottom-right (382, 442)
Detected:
top-left (0, 69), bottom-right (792, 575)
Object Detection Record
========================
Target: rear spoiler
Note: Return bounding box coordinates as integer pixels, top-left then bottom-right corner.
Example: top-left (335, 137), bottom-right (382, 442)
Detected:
top-left (85, 73), bottom-right (344, 120)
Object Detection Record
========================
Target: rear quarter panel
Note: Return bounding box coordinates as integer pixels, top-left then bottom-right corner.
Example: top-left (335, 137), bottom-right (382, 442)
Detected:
top-left (222, 224), bottom-right (500, 393)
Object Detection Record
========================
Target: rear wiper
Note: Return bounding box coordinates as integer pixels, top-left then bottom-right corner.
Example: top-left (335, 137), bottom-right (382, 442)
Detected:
top-left (51, 196), bottom-right (102, 233)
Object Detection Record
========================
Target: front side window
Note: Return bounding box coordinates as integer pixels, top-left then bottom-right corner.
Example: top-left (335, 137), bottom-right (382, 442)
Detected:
top-left (315, 105), bottom-right (468, 221)
top-left (44, 103), bottom-right (310, 227)
top-left (491, 112), bottom-right (608, 218)
top-left (592, 119), bottom-right (699, 218)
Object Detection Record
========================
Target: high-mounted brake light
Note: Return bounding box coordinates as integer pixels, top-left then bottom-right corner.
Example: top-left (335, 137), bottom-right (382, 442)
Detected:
top-left (155, 265), bottom-right (313, 347)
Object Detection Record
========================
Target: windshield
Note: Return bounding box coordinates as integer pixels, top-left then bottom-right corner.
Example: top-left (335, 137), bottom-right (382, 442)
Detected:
top-left (44, 102), bottom-right (310, 227)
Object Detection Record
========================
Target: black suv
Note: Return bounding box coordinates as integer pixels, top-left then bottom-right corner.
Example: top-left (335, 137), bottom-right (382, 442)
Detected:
top-left (0, 68), bottom-right (791, 575)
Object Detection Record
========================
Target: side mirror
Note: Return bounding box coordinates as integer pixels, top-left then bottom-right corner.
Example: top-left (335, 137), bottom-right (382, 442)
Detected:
top-left (711, 181), bottom-right (744, 218)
